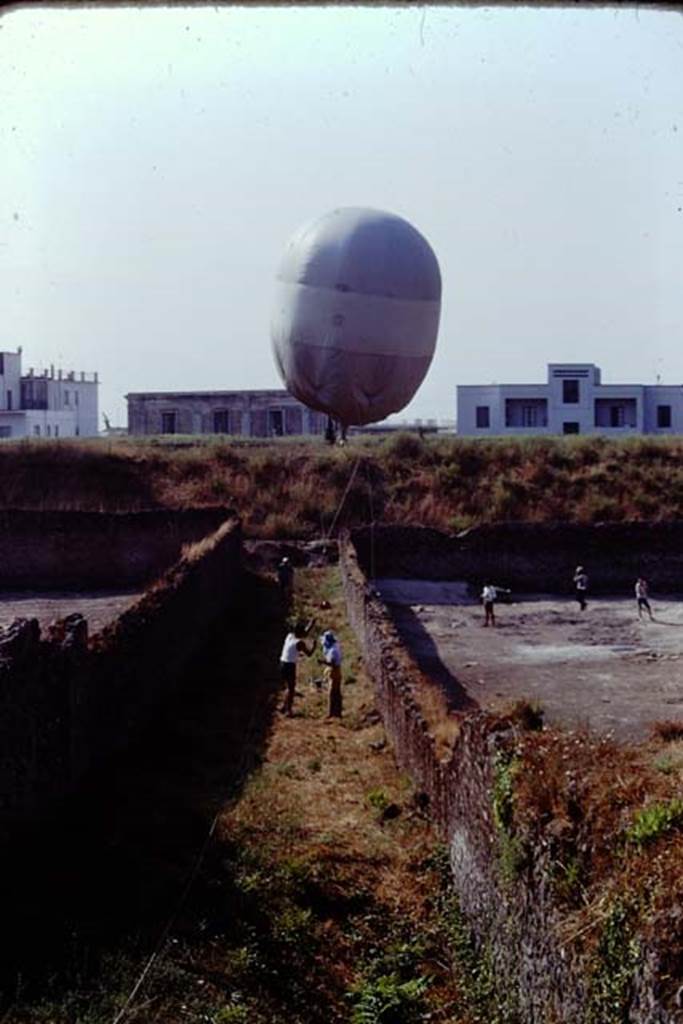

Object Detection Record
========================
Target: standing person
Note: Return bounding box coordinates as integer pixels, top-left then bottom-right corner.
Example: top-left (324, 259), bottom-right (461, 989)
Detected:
top-left (481, 583), bottom-right (497, 627)
top-left (573, 566), bottom-right (589, 611)
top-left (321, 629), bottom-right (343, 718)
top-left (279, 619), bottom-right (315, 716)
top-left (635, 577), bottom-right (655, 621)
top-left (277, 557), bottom-right (294, 603)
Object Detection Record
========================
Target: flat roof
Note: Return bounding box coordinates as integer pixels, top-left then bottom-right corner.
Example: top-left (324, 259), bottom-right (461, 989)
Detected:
top-left (125, 389), bottom-right (303, 401)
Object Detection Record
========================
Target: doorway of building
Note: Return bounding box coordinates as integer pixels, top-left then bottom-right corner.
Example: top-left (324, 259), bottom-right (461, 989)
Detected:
top-left (269, 410), bottom-right (284, 436)
top-left (563, 422), bottom-right (580, 435)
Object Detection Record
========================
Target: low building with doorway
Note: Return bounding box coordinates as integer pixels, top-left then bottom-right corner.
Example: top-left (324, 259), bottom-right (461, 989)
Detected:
top-left (0, 349), bottom-right (99, 439)
top-left (126, 389), bottom-right (328, 438)
top-left (457, 363), bottom-right (683, 437)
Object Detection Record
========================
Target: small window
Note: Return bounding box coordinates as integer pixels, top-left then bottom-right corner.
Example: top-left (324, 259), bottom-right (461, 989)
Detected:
top-left (213, 410), bottom-right (230, 433)
top-left (0, 354), bottom-right (4, 374)
top-left (47, 425), bottom-right (52, 437)
top-left (54, 425), bottom-right (59, 437)
top-left (33, 424), bottom-right (41, 436)
top-left (475, 405), bottom-right (490, 428)
top-left (64, 390), bottom-right (70, 405)
top-left (268, 409), bottom-right (284, 436)
top-left (74, 391), bottom-right (79, 406)
top-left (657, 404), bottom-right (671, 428)
top-left (563, 422), bottom-right (580, 435)
top-left (6, 390), bottom-right (11, 410)
top-left (563, 379), bottom-right (579, 403)
top-left (161, 411), bottom-right (177, 434)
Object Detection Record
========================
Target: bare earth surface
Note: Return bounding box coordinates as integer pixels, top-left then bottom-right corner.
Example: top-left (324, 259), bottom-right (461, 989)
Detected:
top-left (0, 591), bottom-right (141, 635)
top-left (375, 579), bottom-right (683, 742)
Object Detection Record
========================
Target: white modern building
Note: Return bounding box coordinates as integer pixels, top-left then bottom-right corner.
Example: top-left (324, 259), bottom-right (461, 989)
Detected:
top-left (457, 364), bottom-right (683, 437)
top-left (0, 349), bottom-right (99, 439)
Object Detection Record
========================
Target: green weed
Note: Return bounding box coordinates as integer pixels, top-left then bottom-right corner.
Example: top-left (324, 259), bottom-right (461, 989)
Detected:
top-left (625, 798), bottom-right (683, 848)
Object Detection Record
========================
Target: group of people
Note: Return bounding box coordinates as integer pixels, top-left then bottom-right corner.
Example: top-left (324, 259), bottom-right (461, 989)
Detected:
top-left (279, 618), bottom-right (343, 718)
top-left (480, 568), bottom-right (656, 625)
top-left (571, 566), bottom-right (655, 620)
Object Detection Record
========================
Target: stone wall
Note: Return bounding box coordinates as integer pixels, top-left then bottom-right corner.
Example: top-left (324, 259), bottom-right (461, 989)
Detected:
top-left (0, 507), bottom-right (232, 589)
top-left (340, 531), bottom-right (677, 1024)
top-left (0, 517), bottom-right (242, 844)
top-left (351, 521), bottom-right (683, 594)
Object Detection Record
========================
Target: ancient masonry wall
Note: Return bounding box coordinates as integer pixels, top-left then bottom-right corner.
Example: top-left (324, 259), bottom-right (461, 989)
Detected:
top-left (0, 507), bottom-right (232, 589)
top-left (351, 521), bottom-right (683, 594)
top-left (340, 530), bottom-right (673, 1024)
top-left (0, 518), bottom-right (242, 844)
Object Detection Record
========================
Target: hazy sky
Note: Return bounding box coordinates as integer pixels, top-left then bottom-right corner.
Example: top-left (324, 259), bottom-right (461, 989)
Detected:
top-left (2, 4), bottom-right (682, 427)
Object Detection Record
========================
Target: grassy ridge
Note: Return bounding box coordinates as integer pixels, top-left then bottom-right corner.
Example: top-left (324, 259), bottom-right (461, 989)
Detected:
top-left (0, 433), bottom-right (682, 535)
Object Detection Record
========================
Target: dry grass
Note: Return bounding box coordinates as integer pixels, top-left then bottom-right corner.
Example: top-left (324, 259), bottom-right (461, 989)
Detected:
top-left (2, 434), bottom-right (683, 535)
top-left (652, 719), bottom-right (683, 743)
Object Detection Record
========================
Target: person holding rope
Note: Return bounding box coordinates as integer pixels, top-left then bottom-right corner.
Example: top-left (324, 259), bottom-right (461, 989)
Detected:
top-left (279, 618), bottom-right (315, 716)
top-left (320, 629), bottom-right (343, 718)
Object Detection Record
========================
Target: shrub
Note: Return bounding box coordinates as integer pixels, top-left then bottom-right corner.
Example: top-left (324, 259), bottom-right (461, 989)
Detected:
top-left (652, 720), bottom-right (683, 742)
top-left (625, 798), bottom-right (683, 848)
top-left (349, 973), bottom-right (430, 1024)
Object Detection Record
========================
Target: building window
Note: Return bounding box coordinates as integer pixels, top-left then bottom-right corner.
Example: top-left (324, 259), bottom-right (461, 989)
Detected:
top-left (6, 390), bottom-right (11, 411)
top-left (610, 405), bottom-right (624, 428)
top-left (563, 379), bottom-right (579, 403)
top-left (475, 405), bottom-right (490, 428)
top-left (563, 422), bottom-right (580, 435)
top-left (33, 425), bottom-right (41, 437)
top-left (161, 411), bottom-right (177, 434)
top-left (0, 354), bottom-right (4, 374)
top-left (47, 425), bottom-right (52, 437)
top-left (522, 405), bottom-right (538, 427)
top-left (657, 405), bottom-right (672, 428)
top-left (64, 390), bottom-right (70, 405)
top-left (268, 409), bottom-right (284, 436)
top-left (55, 425), bottom-right (59, 437)
top-left (21, 379), bottom-right (48, 410)
top-left (0, 426), bottom-right (11, 438)
top-left (74, 391), bottom-right (79, 406)
top-left (213, 410), bottom-right (230, 433)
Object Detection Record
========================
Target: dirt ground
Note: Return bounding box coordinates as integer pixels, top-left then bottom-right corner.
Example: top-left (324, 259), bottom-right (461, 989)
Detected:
top-left (375, 579), bottom-right (683, 743)
top-left (0, 591), bottom-right (141, 635)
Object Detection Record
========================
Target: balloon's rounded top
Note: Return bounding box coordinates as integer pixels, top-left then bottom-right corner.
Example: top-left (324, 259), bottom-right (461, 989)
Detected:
top-left (276, 207), bottom-right (441, 303)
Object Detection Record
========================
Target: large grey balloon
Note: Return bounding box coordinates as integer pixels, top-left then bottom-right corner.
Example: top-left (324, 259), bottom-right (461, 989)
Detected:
top-left (271, 207), bottom-right (442, 426)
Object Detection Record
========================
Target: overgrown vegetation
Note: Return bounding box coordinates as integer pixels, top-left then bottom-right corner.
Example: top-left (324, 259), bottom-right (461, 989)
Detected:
top-left (3, 433), bottom-right (683, 534)
top-left (491, 751), bottom-right (527, 884)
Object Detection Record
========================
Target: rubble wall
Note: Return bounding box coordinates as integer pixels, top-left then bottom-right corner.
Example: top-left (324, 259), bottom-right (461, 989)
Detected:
top-left (0, 507), bottom-right (232, 589)
top-left (340, 530), bottom-right (675, 1024)
top-left (0, 517), bottom-right (242, 843)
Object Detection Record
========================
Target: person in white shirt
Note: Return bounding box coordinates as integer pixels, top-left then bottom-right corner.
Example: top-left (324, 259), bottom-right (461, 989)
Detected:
top-left (481, 584), bottom-right (498, 627)
top-left (635, 577), bottom-right (654, 621)
top-left (279, 619), bottom-right (315, 716)
top-left (573, 566), bottom-right (589, 611)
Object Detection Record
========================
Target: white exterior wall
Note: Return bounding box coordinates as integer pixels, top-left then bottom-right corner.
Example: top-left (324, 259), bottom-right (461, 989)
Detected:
top-left (642, 386), bottom-right (683, 434)
top-left (0, 352), bottom-right (99, 439)
top-left (0, 352), bottom-right (21, 413)
top-left (457, 365), bottom-right (683, 437)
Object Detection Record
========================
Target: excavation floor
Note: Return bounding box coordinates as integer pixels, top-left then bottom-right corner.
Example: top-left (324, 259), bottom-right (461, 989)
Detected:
top-left (375, 580), bottom-right (683, 742)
